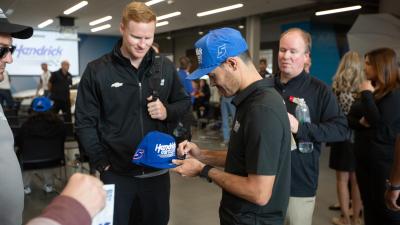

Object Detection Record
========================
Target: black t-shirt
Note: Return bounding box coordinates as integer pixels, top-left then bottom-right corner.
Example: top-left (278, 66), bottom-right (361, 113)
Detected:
top-left (220, 78), bottom-right (291, 224)
top-left (49, 69), bottom-right (72, 101)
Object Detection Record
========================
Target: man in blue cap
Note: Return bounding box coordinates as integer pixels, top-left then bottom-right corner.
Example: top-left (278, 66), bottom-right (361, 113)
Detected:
top-left (172, 27), bottom-right (291, 225)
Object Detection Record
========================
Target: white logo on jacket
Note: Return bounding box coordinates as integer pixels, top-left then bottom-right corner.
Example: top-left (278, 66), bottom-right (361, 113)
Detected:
top-left (111, 82), bottom-right (123, 88)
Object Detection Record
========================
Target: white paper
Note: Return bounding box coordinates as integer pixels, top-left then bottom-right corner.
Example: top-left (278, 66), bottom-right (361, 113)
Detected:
top-left (92, 184), bottom-right (115, 225)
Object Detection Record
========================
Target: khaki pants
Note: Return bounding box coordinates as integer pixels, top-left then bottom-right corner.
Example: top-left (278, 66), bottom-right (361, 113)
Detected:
top-left (285, 196), bottom-right (316, 225)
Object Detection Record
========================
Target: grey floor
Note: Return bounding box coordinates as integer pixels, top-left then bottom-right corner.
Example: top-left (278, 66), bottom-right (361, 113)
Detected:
top-left (23, 127), bottom-right (341, 225)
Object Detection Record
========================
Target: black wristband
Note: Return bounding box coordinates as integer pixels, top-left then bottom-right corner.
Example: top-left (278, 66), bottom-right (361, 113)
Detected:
top-left (199, 165), bottom-right (214, 183)
top-left (386, 180), bottom-right (400, 191)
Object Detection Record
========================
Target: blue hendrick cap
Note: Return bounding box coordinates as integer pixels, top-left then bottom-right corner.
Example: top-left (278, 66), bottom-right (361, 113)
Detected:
top-left (132, 131), bottom-right (177, 169)
top-left (32, 96), bottom-right (52, 112)
top-left (188, 27), bottom-right (248, 80)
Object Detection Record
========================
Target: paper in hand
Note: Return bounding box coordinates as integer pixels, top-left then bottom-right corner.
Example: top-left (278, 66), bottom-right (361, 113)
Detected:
top-left (92, 184), bottom-right (115, 225)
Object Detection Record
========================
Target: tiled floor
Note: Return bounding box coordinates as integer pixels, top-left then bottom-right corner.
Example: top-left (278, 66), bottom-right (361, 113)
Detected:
top-left (23, 127), bottom-right (341, 225)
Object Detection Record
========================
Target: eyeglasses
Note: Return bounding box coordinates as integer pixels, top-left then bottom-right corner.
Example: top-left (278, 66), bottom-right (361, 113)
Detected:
top-left (0, 45), bottom-right (16, 59)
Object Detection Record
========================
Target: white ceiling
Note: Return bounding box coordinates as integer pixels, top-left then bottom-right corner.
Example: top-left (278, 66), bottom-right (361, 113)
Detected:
top-left (1, 0), bottom-right (317, 36)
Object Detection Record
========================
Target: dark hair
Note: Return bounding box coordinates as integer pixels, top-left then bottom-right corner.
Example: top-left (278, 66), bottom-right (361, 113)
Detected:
top-left (179, 56), bottom-right (191, 69)
top-left (238, 51), bottom-right (252, 64)
top-left (259, 58), bottom-right (267, 64)
top-left (365, 48), bottom-right (400, 100)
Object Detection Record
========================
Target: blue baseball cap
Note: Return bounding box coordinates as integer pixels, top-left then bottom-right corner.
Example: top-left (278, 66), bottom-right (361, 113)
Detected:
top-left (132, 131), bottom-right (177, 169)
top-left (188, 27), bottom-right (248, 80)
top-left (32, 96), bottom-right (52, 112)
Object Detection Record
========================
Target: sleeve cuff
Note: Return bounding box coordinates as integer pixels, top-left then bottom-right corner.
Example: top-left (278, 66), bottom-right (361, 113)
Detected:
top-left (41, 195), bottom-right (91, 225)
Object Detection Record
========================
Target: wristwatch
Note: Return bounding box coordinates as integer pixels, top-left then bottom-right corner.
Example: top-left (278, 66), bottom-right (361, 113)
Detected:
top-left (386, 180), bottom-right (400, 191)
top-left (199, 165), bottom-right (214, 183)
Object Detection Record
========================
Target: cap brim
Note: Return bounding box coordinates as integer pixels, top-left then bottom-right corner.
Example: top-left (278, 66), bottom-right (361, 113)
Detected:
top-left (0, 22), bottom-right (33, 39)
top-left (187, 65), bottom-right (218, 80)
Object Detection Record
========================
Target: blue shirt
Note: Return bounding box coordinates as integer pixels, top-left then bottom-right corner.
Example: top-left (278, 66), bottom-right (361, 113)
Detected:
top-left (177, 69), bottom-right (194, 103)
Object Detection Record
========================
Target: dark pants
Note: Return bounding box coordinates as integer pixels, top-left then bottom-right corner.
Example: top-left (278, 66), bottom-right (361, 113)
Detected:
top-left (355, 150), bottom-right (400, 225)
top-left (100, 171), bottom-right (170, 225)
top-left (51, 99), bottom-right (71, 122)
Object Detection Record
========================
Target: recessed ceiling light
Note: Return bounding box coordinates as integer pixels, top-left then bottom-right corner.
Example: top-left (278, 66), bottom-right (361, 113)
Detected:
top-left (38, 19), bottom-right (54, 28)
top-left (91, 24), bottom-right (111, 32)
top-left (315, 5), bottom-right (362, 16)
top-left (64, 1), bottom-right (88, 15)
top-left (146, 0), bottom-right (165, 6)
top-left (198, 31), bottom-right (204, 35)
top-left (89, 16), bottom-right (112, 26)
top-left (238, 25), bottom-right (245, 29)
top-left (156, 21), bottom-right (169, 27)
top-left (197, 3), bottom-right (243, 17)
top-left (157, 12), bottom-right (181, 21)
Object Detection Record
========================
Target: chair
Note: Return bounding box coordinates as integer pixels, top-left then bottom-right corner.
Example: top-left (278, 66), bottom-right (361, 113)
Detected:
top-left (18, 133), bottom-right (67, 187)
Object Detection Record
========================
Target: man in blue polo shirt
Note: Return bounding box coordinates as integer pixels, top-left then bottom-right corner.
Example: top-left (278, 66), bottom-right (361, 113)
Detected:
top-left (172, 27), bottom-right (291, 225)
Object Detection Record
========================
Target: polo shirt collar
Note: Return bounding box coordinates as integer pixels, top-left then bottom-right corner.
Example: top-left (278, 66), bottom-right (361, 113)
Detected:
top-left (232, 77), bottom-right (274, 107)
top-left (275, 70), bottom-right (307, 88)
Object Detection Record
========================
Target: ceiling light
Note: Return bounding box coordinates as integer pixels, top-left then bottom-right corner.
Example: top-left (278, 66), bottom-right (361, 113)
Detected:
top-left (89, 16), bottom-right (112, 26)
top-left (146, 0), bottom-right (165, 6)
top-left (38, 19), bottom-right (54, 28)
top-left (157, 12), bottom-right (181, 21)
top-left (166, 36), bottom-right (172, 40)
top-left (197, 3), bottom-right (244, 17)
top-left (91, 24), bottom-right (111, 32)
top-left (64, 1), bottom-right (88, 15)
top-left (156, 21), bottom-right (169, 27)
top-left (238, 25), bottom-right (245, 29)
top-left (315, 5), bottom-right (362, 16)
top-left (198, 31), bottom-right (204, 35)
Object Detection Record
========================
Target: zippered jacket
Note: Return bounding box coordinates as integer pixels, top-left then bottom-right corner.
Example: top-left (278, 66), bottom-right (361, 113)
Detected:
top-left (75, 39), bottom-right (191, 175)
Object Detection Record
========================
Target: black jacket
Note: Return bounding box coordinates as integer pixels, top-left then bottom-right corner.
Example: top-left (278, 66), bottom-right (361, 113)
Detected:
top-left (75, 40), bottom-right (191, 175)
top-left (274, 71), bottom-right (349, 197)
top-left (49, 69), bottom-right (72, 101)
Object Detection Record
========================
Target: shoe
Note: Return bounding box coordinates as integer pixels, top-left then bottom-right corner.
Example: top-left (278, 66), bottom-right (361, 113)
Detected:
top-left (43, 184), bottom-right (53, 193)
top-left (329, 203), bottom-right (341, 210)
top-left (332, 217), bottom-right (350, 225)
top-left (352, 218), bottom-right (363, 225)
top-left (24, 186), bottom-right (31, 195)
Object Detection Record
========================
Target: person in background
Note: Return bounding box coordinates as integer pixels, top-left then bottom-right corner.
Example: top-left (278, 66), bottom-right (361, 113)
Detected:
top-left (75, 2), bottom-right (190, 225)
top-left (219, 96), bottom-right (235, 147)
top-left (329, 51), bottom-right (364, 225)
top-left (178, 56), bottom-right (194, 102)
top-left (385, 134), bottom-right (400, 211)
top-left (26, 173), bottom-right (106, 225)
top-left (273, 28), bottom-right (349, 225)
top-left (351, 48), bottom-right (400, 225)
top-left (258, 58), bottom-right (271, 78)
top-left (16, 96), bottom-right (65, 195)
top-left (173, 27), bottom-right (291, 225)
top-left (177, 56), bottom-right (194, 139)
top-left (193, 79), bottom-right (210, 128)
top-left (0, 7), bottom-right (33, 225)
top-left (48, 60), bottom-right (72, 122)
top-left (36, 63), bottom-right (51, 97)
top-left (0, 70), bottom-right (15, 109)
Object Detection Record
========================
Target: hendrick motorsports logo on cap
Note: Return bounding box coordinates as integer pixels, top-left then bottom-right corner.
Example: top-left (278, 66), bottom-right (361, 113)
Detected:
top-left (132, 131), bottom-right (177, 169)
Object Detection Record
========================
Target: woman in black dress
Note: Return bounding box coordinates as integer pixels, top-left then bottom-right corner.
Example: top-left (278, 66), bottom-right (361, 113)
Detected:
top-left (330, 51), bottom-right (364, 225)
top-left (349, 48), bottom-right (400, 225)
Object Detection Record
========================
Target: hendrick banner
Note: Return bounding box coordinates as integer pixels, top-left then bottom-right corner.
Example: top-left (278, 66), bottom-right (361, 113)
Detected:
top-left (7, 30), bottom-right (79, 76)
